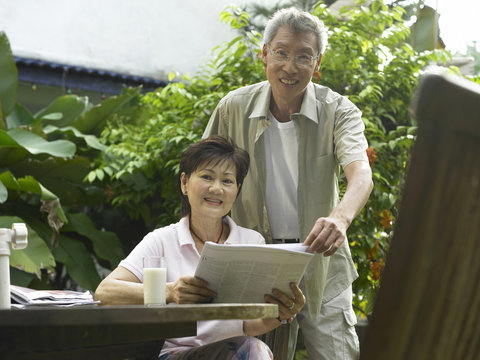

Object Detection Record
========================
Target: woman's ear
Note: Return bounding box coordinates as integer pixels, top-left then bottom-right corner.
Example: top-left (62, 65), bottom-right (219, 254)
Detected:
top-left (180, 172), bottom-right (188, 195)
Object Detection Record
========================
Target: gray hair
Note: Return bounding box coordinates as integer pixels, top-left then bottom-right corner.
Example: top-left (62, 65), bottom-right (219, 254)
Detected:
top-left (263, 7), bottom-right (328, 55)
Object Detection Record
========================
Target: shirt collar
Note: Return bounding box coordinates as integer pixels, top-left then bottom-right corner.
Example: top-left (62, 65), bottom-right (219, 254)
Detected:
top-left (179, 216), bottom-right (236, 246)
top-left (178, 216), bottom-right (195, 247)
top-left (223, 216), bottom-right (238, 244)
top-left (248, 81), bottom-right (318, 124)
top-left (298, 82), bottom-right (319, 124)
top-left (249, 81), bottom-right (272, 119)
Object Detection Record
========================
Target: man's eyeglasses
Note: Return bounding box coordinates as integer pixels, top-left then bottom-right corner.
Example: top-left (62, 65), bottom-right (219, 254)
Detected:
top-left (267, 47), bottom-right (319, 67)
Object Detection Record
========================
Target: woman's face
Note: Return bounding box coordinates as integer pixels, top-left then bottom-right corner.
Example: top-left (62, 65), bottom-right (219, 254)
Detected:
top-left (181, 160), bottom-right (239, 220)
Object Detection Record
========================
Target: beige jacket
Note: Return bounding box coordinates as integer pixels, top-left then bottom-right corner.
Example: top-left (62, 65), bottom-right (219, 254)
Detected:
top-left (204, 81), bottom-right (368, 318)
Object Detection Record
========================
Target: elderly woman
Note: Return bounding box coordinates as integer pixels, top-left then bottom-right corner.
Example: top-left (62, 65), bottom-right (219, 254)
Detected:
top-left (94, 135), bottom-right (305, 360)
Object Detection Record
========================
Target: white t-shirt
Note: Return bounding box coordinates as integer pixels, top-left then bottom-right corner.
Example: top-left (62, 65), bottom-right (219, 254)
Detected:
top-left (264, 113), bottom-right (300, 239)
top-left (119, 215), bottom-right (265, 356)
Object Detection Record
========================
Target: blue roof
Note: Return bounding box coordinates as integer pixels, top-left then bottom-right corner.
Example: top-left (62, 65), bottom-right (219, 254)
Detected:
top-left (14, 56), bottom-right (169, 94)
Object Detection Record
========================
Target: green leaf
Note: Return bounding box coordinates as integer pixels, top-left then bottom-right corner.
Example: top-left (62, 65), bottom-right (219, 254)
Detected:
top-left (15, 175), bottom-right (43, 195)
top-left (0, 32), bottom-right (18, 117)
top-left (0, 101), bottom-right (4, 130)
top-left (7, 128), bottom-right (76, 157)
top-left (43, 124), bottom-right (107, 151)
top-left (87, 171), bottom-right (96, 183)
top-left (40, 112), bottom-right (63, 121)
top-left (3, 154), bottom-right (95, 205)
top-left (38, 183), bottom-right (61, 202)
top-left (72, 88), bottom-right (141, 134)
top-left (95, 169), bottom-right (104, 181)
top-left (5, 103), bottom-right (36, 129)
top-left (103, 167), bottom-right (113, 176)
top-left (0, 179), bottom-right (7, 202)
top-left (35, 95), bottom-right (91, 127)
top-left (0, 216), bottom-right (56, 277)
top-left (10, 267), bottom-right (36, 287)
top-left (8, 208), bottom-right (55, 248)
top-left (10, 156), bottom-right (90, 183)
top-left (52, 235), bottom-right (101, 291)
top-left (0, 170), bottom-right (20, 190)
top-left (62, 213), bottom-right (124, 268)
top-left (0, 128), bottom-right (21, 147)
top-left (0, 171), bottom-right (67, 223)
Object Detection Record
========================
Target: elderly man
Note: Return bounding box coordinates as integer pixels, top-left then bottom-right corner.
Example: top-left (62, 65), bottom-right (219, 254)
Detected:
top-left (204, 7), bottom-right (373, 360)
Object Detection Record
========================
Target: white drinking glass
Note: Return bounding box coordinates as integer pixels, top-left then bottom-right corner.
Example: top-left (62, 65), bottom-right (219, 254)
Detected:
top-left (143, 256), bottom-right (167, 305)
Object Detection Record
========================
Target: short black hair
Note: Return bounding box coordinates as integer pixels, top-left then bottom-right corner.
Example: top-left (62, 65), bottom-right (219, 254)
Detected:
top-left (177, 135), bottom-right (250, 217)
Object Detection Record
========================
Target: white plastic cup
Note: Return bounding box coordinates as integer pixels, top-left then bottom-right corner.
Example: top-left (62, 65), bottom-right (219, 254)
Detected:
top-left (143, 256), bottom-right (167, 305)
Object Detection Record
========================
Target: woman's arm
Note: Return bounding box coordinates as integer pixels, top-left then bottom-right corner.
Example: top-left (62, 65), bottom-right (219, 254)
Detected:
top-left (94, 266), bottom-right (217, 305)
top-left (94, 266), bottom-right (144, 305)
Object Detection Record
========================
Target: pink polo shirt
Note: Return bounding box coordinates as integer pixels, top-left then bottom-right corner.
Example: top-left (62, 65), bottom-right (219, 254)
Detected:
top-left (119, 216), bottom-right (265, 355)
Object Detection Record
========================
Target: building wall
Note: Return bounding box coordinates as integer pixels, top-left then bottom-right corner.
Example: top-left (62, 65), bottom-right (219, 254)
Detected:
top-left (0, 0), bottom-right (277, 80)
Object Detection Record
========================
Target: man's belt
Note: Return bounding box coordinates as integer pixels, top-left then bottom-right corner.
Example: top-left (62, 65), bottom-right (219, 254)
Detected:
top-left (272, 238), bottom-right (300, 243)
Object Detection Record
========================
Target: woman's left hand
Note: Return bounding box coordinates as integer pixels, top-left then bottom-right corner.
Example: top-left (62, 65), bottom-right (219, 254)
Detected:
top-left (264, 282), bottom-right (306, 324)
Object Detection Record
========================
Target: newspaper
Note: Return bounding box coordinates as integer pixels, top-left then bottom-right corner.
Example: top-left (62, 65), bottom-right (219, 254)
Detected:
top-left (10, 284), bottom-right (98, 307)
top-left (195, 242), bottom-right (314, 303)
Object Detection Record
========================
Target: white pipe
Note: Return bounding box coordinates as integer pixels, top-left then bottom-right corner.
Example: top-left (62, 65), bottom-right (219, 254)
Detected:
top-left (0, 229), bottom-right (12, 309)
top-left (0, 225), bottom-right (28, 309)
top-left (0, 255), bottom-right (11, 309)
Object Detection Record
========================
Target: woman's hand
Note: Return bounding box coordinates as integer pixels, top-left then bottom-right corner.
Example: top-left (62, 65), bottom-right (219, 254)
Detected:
top-left (264, 282), bottom-right (305, 323)
top-left (243, 283), bottom-right (306, 336)
top-left (167, 275), bottom-right (216, 304)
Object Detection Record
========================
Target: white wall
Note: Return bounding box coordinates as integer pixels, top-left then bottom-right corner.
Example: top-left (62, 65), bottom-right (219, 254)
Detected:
top-left (0, 0), bottom-right (278, 80)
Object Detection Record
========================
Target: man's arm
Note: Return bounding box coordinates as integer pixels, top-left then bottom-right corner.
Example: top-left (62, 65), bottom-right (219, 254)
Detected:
top-left (203, 101), bottom-right (223, 138)
top-left (303, 160), bottom-right (373, 256)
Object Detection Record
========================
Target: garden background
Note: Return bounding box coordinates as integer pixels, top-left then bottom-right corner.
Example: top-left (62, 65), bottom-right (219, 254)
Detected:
top-left (1, 0), bottom-right (479, 346)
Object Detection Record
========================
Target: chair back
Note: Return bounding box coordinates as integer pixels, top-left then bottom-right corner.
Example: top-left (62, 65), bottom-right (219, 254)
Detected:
top-left (360, 73), bottom-right (480, 360)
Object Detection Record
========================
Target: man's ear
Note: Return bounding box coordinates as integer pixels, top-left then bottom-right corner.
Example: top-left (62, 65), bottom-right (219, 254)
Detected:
top-left (261, 44), bottom-right (268, 65)
top-left (315, 54), bottom-right (323, 72)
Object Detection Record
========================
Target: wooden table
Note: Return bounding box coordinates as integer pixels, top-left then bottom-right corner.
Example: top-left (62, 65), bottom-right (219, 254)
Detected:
top-left (0, 303), bottom-right (278, 360)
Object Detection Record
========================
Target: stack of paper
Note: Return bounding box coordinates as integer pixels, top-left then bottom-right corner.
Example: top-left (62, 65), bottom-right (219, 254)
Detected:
top-left (10, 285), bottom-right (98, 307)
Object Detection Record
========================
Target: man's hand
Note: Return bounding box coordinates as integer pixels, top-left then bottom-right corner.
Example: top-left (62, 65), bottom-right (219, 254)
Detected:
top-left (303, 160), bottom-right (373, 256)
top-left (303, 216), bottom-right (348, 256)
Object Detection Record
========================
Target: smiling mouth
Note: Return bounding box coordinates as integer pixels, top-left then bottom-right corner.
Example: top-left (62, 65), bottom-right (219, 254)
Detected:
top-left (280, 78), bottom-right (298, 85)
top-left (204, 197), bottom-right (222, 205)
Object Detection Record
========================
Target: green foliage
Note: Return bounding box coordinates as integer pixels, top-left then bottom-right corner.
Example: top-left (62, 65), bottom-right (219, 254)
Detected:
top-left (1, 216), bottom-right (55, 277)
top-left (89, 7), bottom-right (265, 228)
top-left (0, 31), bottom-right (127, 291)
top-left (310, 0), bottom-right (454, 315)
top-left (458, 41), bottom-right (480, 76)
top-left (0, 32), bottom-right (18, 119)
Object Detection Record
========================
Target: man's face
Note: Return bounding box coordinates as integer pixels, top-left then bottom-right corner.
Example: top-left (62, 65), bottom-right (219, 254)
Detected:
top-left (262, 26), bottom-right (322, 108)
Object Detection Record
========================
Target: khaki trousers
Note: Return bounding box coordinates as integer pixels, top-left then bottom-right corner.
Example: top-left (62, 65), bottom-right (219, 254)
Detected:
top-left (288, 284), bottom-right (360, 360)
